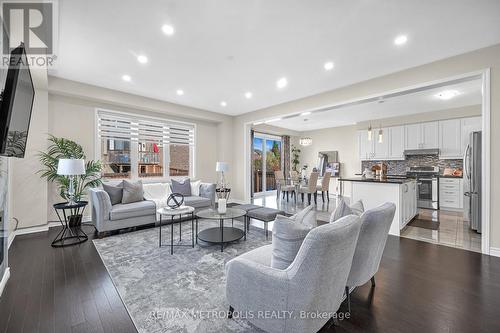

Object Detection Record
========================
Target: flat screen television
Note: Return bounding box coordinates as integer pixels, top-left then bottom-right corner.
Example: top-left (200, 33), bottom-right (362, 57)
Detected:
top-left (0, 43), bottom-right (35, 158)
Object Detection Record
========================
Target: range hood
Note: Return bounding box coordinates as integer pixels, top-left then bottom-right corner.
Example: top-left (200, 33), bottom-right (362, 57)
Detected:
top-left (404, 148), bottom-right (440, 156)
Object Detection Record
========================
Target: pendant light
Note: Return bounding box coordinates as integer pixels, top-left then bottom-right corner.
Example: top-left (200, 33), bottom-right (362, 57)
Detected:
top-left (378, 125), bottom-right (383, 143)
top-left (367, 124), bottom-right (373, 141)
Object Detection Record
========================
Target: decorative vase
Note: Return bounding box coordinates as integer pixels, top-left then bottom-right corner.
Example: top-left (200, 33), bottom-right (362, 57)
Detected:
top-left (218, 198), bottom-right (227, 214)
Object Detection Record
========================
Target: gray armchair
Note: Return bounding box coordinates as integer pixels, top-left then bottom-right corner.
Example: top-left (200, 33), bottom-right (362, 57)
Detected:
top-left (344, 202), bottom-right (396, 311)
top-left (225, 215), bottom-right (362, 333)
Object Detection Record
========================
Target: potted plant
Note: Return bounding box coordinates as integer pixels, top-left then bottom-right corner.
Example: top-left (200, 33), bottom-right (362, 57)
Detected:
top-left (291, 145), bottom-right (301, 171)
top-left (38, 135), bottom-right (102, 226)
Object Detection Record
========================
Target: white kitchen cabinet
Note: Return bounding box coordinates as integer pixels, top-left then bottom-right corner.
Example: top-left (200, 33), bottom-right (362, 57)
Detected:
top-left (401, 180), bottom-right (418, 228)
top-left (439, 178), bottom-right (463, 210)
top-left (461, 116), bottom-right (482, 154)
top-left (421, 122), bottom-right (439, 149)
top-left (357, 130), bottom-right (373, 160)
top-left (373, 127), bottom-right (390, 159)
top-left (404, 121), bottom-right (439, 150)
top-left (388, 126), bottom-right (405, 160)
top-left (405, 124), bottom-right (421, 150)
top-left (439, 119), bottom-right (462, 159)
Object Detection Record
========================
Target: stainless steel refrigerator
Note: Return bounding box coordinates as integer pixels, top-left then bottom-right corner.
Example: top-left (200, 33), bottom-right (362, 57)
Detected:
top-left (464, 131), bottom-right (481, 233)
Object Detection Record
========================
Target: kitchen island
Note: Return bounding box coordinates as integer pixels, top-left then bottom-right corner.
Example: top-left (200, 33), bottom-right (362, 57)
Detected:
top-left (339, 177), bottom-right (418, 236)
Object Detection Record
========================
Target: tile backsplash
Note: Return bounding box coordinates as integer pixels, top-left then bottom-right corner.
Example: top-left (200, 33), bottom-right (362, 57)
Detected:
top-left (361, 155), bottom-right (463, 175)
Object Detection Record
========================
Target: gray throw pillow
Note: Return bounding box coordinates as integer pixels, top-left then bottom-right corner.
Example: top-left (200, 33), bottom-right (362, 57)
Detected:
top-left (293, 204), bottom-right (317, 228)
top-left (171, 178), bottom-right (192, 196)
top-left (122, 180), bottom-right (144, 204)
top-left (102, 182), bottom-right (123, 205)
top-left (271, 213), bottom-right (314, 270)
top-left (330, 199), bottom-right (352, 223)
top-left (350, 200), bottom-right (365, 216)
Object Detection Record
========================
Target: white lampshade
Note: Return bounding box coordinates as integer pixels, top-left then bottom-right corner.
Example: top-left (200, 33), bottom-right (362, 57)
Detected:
top-left (216, 162), bottom-right (229, 172)
top-left (57, 159), bottom-right (86, 176)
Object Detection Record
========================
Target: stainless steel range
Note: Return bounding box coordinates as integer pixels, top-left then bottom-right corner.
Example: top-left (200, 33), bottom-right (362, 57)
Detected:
top-left (406, 166), bottom-right (439, 210)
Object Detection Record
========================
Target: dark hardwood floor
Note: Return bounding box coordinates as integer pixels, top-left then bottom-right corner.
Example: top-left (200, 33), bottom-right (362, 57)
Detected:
top-left (1, 224), bottom-right (500, 333)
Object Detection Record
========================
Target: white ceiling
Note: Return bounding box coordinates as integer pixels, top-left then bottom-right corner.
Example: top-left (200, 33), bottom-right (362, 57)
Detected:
top-left (50, 0), bottom-right (500, 115)
top-left (269, 79), bottom-right (482, 131)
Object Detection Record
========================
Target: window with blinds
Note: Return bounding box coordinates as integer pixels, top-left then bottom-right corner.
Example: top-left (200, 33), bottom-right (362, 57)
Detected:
top-left (97, 110), bottom-right (195, 179)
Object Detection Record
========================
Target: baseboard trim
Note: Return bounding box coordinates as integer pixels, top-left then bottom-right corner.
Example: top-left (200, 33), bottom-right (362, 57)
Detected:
top-left (490, 247), bottom-right (500, 258)
top-left (0, 267), bottom-right (10, 298)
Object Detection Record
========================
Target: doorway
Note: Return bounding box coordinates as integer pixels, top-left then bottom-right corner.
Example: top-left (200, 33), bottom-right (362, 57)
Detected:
top-left (252, 133), bottom-right (282, 196)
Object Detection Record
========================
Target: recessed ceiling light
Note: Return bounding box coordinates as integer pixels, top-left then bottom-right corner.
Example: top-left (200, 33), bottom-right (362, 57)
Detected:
top-left (435, 90), bottom-right (460, 100)
top-left (245, 92), bottom-right (253, 99)
top-left (176, 89), bottom-right (184, 96)
top-left (394, 35), bottom-right (408, 46)
top-left (137, 55), bottom-right (148, 64)
top-left (276, 77), bottom-right (288, 89)
top-left (301, 111), bottom-right (311, 116)
top-left (324, 61), bottom-right (334, 71)
top-left (122, 74), bottom-right (131, 82)
top-left (220, 101), bottom-right (227, 107)
top-left (265, 118), bottom-right (281, 123)
top-left (161, 24), bottom-right (175, 36)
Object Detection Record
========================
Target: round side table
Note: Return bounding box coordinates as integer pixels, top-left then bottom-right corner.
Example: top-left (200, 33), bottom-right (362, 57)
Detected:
top-left (52, 201), bottom-right (88, 247)
top-left (157, 206), bottom-right (196, 254)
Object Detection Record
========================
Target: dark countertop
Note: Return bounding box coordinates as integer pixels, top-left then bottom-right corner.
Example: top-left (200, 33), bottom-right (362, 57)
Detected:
top-left (339, 177), bottom-right (415, 184)
top-left (439, 175), bottom-right (463, 179)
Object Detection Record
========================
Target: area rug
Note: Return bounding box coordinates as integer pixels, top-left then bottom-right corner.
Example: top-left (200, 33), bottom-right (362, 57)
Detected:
top-left (93, 219), bottom-right (270, 333)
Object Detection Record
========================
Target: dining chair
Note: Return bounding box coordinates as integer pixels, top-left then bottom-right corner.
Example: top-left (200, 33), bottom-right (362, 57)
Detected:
top-left (299, 172), bottom-right (319, 205)
top-left (316, 171), bottom-right (332, 202)
top-left (274, 170), bottom-right (285, 199)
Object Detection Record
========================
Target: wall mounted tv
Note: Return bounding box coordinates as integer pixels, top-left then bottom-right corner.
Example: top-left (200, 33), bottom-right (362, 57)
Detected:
top-left (0, 43), bottom-right (35, 158)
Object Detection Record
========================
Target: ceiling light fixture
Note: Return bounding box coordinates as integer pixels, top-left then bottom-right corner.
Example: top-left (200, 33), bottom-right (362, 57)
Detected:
top-left (176, 89), bottom-right (184, 96)
top-left (324, 61), bottom-right (334, 71)
top-left (299, 137), bottom-right (312, 146)
top-left (161, 24), bottom-right (175, 36)
top-left (122, 74), bottom-right (131, 82)
top-left (245, 92), bottom-right (253, 99)
top-left (435, 90), bottom-right (460, 100)
top-left (394, 35), bottom-right (408, 46)
top-left (301, 111), bottom-right (311, 116)
top-left (220, 101), bottom-right (227, 107)
top-left (378, 125), bottom-right (383, 143)
top-left (367, 124), bottom-right (373, 141)
top-left (276, 77), bottom-right (288, 89)
top-left (137, 55), bottom-right (148, 64)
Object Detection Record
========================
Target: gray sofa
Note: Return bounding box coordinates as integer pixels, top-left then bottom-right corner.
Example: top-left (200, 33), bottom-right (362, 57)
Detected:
top-left (89, 181), bottom-right (216, 235)
top-left (225, 215), bottom-right (362, 333)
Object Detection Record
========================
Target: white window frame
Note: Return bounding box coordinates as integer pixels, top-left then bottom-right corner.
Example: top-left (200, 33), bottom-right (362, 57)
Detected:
top-left (94, 108), bottom-right (196, 180)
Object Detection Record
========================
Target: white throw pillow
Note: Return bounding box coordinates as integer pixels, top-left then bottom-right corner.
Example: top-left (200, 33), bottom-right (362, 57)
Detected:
top-left (271, 214), bottom-right (312, 270)
top-left (190, 180), bottom-right (201, 196)
top-left (143, 183), bottom-right (171, 200)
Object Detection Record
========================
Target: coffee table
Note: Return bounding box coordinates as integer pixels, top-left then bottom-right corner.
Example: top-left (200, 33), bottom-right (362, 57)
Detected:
top-left (196, 208), bottom-right (246, 252)
top-left (157, 206), bottom-right (195, 254)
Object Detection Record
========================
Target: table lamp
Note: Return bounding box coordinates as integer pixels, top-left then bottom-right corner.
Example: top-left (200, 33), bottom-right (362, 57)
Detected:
top-left (216, 162), bottom-right (229, 189)
top-left (57, 159), bottom-right (85, 205)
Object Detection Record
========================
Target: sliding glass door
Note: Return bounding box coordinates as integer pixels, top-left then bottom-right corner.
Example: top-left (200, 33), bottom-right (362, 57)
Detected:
top-left (252, 134), bottom-right (282, 195)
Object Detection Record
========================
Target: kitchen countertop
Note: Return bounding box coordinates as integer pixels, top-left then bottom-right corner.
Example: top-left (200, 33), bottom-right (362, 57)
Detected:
top-left (439, 175), bottom-right (463, 178)
top-left (339, 177), bottom-right (415, 184)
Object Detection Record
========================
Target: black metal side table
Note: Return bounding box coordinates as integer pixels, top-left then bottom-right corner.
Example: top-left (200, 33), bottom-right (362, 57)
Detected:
top-left (157, 206), bottom-right (196, 254)
top-left (52, 201), bottom-right (89, 247)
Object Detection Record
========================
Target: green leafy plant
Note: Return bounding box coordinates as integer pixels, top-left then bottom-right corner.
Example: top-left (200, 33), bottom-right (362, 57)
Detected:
top-left (38, 135), bottom-right (102, 201)
top-left (291, 145), bottom-right (301, 171)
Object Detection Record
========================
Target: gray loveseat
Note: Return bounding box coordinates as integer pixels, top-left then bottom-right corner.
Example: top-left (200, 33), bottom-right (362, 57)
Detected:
top-left (89, 181), bottom-right (215, 236)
